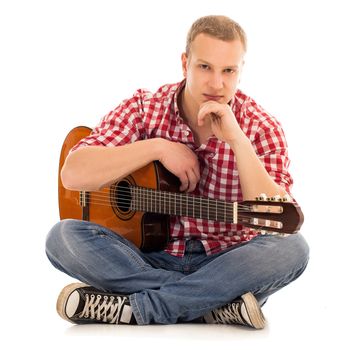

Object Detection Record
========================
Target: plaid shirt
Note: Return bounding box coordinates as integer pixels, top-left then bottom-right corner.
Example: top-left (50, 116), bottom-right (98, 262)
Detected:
top-left (72, 80), bottom-right (293, 257)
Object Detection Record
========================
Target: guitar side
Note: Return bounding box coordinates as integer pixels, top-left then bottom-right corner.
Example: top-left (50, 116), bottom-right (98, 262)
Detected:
top-left (58, 126), bottom-right (175, 251)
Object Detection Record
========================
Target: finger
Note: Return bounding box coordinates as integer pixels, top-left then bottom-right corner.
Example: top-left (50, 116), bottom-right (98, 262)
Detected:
top-left (192, 161), bottom-right (201, 183)
top-left (178, 173), bottom-right (189, 192)
top-left (197, 112), bottom-right (207, 126)
top-left (197, 103), bottom-right (213, 126)
top-left (186, 168), bottom-right (199, 193)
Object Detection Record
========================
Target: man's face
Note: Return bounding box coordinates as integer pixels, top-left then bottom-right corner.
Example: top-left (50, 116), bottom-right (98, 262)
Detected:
top-left (182, 33), bottom-right (245, 109)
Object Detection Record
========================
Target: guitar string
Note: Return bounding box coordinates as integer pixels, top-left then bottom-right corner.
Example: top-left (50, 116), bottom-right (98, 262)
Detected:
top-left (78, 192), bottom-right (252, 212)
top-left (78, 197), bottom-right (250, 215)
top-left (80, 187), bottom-right (254, 211)
top-left (75, 198), bottom-right (269, 224)
top-left (77, 196), bottom-right (278, 218)
top-left (101, 185), bottom-right (285, 206)
top-left (75, 198), bottom-right (282, 230)
top-left (90, 192), bottom-right (249, 209)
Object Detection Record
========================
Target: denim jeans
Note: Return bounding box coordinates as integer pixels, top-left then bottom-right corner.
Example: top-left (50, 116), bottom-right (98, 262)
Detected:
top-left (45, 219), bottom-right (309, 325)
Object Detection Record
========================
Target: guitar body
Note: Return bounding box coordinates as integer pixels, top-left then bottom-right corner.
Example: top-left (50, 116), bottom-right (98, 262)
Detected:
top-left (58, 126), bottom-right (179, 251)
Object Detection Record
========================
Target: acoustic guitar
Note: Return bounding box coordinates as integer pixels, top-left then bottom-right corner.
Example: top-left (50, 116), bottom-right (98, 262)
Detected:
top-left (58, 126), bottom-right (304, 251)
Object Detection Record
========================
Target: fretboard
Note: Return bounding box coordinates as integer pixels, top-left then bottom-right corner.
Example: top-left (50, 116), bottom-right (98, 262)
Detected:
top-left (130, 186), bottom-right (236, 223)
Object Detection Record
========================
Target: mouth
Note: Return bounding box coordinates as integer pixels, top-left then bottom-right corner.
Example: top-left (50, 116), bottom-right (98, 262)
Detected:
top-left (203, 94), bottom-right (224, 102)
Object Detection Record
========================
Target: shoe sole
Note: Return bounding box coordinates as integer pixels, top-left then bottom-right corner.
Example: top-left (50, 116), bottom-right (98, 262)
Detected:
top-left (241, 292), bottom-right (266, 329)
top-left (56, 282), bottom-right (88, 323)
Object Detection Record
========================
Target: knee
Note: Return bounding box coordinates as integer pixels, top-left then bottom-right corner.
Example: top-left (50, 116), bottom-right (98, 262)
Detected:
top-left (45, 219), bottom-right (81, 263)
top-left (279, 233), bottom-right (310, 275)
top-left (289, 233), bottom-right (309, 264)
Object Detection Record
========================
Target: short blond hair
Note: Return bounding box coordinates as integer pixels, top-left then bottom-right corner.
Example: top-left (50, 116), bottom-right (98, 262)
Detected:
top-left (186, 15), bottom-right (247, 55)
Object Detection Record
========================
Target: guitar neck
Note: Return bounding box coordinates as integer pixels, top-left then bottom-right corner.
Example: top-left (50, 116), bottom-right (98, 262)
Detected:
top-left (131, 186), bottom-right (236, 223)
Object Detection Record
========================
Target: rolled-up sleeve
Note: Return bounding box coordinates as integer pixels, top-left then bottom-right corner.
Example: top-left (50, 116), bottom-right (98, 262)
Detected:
top-left (70, 91), bottom-right (146, 153)
top-left (254, 120), bottom-right (293, 194)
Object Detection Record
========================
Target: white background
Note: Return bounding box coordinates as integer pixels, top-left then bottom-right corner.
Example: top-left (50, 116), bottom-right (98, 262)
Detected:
top-left (1, 0), bottom-right (349, 349)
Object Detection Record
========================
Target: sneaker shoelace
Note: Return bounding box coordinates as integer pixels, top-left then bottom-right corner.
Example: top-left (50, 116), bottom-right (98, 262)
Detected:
top-left (211, 302), bottom-right (247, 325)
top-left (79, 293), bottom-right (128, 323)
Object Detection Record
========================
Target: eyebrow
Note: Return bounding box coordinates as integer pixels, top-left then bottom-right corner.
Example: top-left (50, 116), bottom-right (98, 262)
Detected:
top-left (197, 59), bottom-right (239, 69)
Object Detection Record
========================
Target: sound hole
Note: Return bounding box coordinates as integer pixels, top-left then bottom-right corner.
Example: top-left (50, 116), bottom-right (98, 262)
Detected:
top-left (110, 179), bottom-right (135, 220)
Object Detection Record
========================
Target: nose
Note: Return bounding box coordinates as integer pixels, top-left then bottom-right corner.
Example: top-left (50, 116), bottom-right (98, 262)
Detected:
top-left (208, 71), bottom-right (224, 90)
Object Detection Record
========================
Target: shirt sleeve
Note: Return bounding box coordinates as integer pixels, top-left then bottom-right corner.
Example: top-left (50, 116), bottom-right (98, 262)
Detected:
top-left (70, 90), bottom-right (146, 153)
top-left (236, 94), bottom-right (294, 195)
top-left (254, 118), bottom-right (294, 195)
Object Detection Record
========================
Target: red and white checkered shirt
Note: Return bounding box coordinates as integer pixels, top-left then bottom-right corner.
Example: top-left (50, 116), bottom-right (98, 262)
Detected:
top-left (72, 80), bottom-right (293, 257)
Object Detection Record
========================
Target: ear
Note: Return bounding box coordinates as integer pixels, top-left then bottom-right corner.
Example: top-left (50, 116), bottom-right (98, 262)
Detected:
top-left (181, 52), bottom-right (188, 78)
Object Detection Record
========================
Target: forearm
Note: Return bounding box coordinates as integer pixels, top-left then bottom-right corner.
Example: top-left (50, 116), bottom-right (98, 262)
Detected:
top-left (61, 138), bottom-right (163, 191)
top-left (228, 133), bottom-right (287, 200)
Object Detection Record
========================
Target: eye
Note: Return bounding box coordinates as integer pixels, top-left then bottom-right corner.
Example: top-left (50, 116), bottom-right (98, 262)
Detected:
top-left (224, 68), bottom-right (238, 74)
top-left (199, 64), bottom-right (210, 70)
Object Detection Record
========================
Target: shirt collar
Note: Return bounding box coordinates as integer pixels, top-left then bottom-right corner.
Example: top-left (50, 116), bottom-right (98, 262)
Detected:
top-left (173, 79), bottom-right (186, 120)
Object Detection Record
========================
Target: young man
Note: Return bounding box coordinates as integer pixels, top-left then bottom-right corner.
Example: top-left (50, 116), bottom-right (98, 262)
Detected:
top-left (46, 15), bottom-right (309, 329)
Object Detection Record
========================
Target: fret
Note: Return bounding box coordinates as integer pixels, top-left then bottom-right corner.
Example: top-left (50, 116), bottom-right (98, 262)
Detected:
top-left (176, 192), bottom-right (179, 215)
top-left (142, 187), bottom-right (145, 211)
top-left (146, 188), bottom-right (149, 212)
top-left (134, 187), bottom-right (137, 210)
top-left (207, 198), bottom-right (209, 220)
top-left (138, 188), bottom-right (142, 210)
top-left (138, 187), bottom-right (140, 211)
top-left (149, 190), bottom-right (156, 212)
top-left (186, 194), bottom-right (188, 217)
top-left (168, 192), bottom-right (172, 214)
top-left (135, 187), bottom-right (138, 211)
top-left (141, 187), bottom-right (143, 211)
top-left (144, 188), bottom-right (147, 212)
top-left (224, 201), bottom-right (226, 222)
top-left (164, 191), bottom-right (167, 214)
top-left (216, 199), bottom-right (218, 221)
top-left (154, 189), bottom-right (156, 213)
top-left (175, 192), bottom-right (178, 215)
top-left (180, 192), bottom-right (182, 216)
top-left (138, 187), bottom-right (141, 211)
top-left (165, 193), bottom-right (170, 214)
top-left (194, 196), bottom-right (197, 217)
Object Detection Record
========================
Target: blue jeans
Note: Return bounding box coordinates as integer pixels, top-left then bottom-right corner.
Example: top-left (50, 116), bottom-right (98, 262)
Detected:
top-left (45, 219), bottom-right (309, 325)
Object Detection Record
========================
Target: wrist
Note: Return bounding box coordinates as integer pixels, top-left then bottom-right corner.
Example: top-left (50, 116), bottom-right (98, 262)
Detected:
top-left (226, 129), bottom-right (250, 149)
top-left (151, 138), bottom-right (167, 161)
